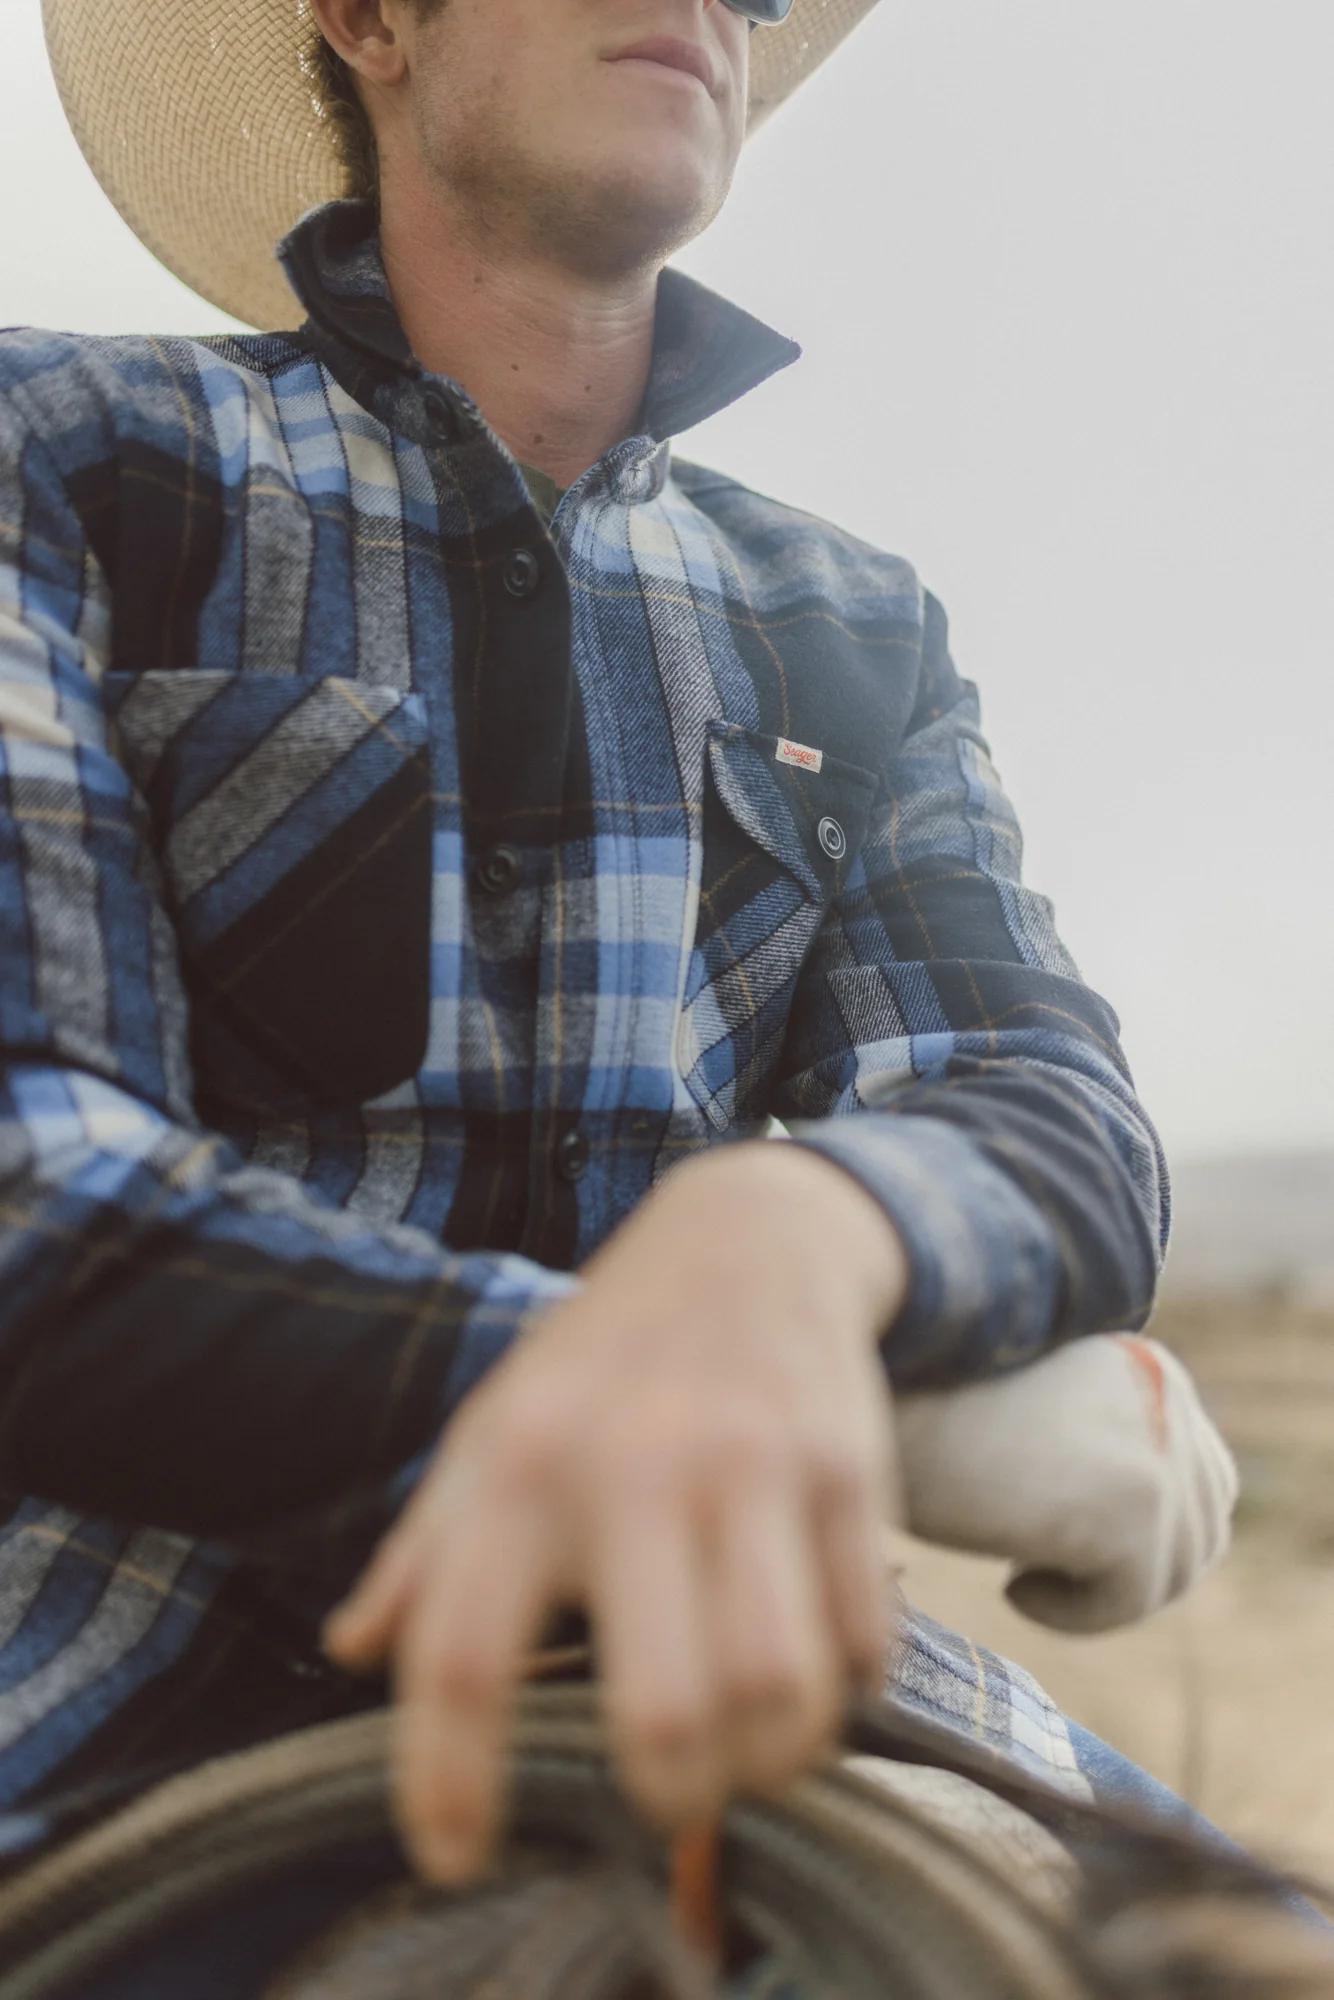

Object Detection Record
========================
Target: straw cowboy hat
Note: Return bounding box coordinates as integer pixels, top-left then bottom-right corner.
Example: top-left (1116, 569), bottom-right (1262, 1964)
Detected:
top-left (42, 0), bottom-right (879, 332)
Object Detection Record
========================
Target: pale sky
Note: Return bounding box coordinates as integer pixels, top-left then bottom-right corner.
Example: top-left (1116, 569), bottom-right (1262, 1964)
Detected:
top-left (3, 1), bottom-right (1332, 1165)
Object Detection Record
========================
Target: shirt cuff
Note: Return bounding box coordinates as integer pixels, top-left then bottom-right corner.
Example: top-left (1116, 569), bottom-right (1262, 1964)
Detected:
top-left (785, 1113), bottom-right (1063, 1385)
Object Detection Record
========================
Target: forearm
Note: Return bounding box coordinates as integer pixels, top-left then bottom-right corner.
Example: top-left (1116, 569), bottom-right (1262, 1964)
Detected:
top-left (0, 1062), bottom-right (576, 1564)
top-left (629, 1138), bottom-right (909, 1347)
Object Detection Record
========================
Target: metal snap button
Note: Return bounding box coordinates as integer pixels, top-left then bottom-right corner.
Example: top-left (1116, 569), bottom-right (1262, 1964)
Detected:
top-left (817, 816), bottom-right (847, 861)
top-left (502, 548), bottom-right (540, 599)
top-left (421, 388), bottom-right (458, 445)
top-left (554, 1129), bottom-right (590, 1182)
top-left (286, 1652), bottom-right (332, 1681)
top-left (476, 843), bottom-right (522, 897)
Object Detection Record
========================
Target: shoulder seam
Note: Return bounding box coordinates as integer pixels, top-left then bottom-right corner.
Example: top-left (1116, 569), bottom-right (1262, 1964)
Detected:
top-left (670, 457), bottom-right (923, 584)
top-left (0, 368), bottom-right (106, 590)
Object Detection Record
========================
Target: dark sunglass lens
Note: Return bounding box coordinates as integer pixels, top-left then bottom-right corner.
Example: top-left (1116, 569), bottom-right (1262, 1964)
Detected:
top-left (725, 0), bottom-right (795, 22)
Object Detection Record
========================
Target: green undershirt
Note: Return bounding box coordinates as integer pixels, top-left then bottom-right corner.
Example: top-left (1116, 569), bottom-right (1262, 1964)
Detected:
top-left (518, 461), bottom-right (567, 531)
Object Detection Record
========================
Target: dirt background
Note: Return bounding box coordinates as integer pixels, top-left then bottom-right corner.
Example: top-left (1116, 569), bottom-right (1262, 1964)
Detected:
top-left (898, 1298), bottom-right (1334, 1887)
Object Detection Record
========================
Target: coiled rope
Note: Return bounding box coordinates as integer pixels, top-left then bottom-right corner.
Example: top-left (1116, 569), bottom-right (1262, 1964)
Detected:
top-left (0, 1683), bottom-right (1328, 2000)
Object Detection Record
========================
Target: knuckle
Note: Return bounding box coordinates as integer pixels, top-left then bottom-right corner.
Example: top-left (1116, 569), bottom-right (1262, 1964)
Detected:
top-left (722, 1652), bottom-right (808, 1718)
top-left (616, 1692), bottom-right (713, 1764)
top-left (596, 1398), bottom-right (775, 1500)
top-left (417, 1642), bottom-right (501, 1714)
top-left (592, 1422), bottom-right (686, 1503)
top-left (724, 1428), bottom-right (786, 1488)
top-left (615, 1403), bottom-right (693, 1471)
top-left (808, 1443), bottom-right (865, 1507)
top-left (489, 1403), bottom-right (567, 1496)
top-left (704, 1410), bottom-right (786, 1491)
top-left (806, 1424), bottom-right (882, 1506)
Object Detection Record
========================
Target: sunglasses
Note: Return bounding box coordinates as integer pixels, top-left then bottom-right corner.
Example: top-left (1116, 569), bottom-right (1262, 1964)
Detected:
top-left (721, 0), bottom-right (795, 21)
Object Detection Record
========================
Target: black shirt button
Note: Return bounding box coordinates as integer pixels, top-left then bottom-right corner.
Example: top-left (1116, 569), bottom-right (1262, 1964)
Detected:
top-left (422, 388), bottom-right (458, 445)
top-left (554, 1129), bottom-right (590, 1182)
top-left (502, 548), bottom-right (540, 599)
top-left (475, 842), bottom-right (522, 897)
top-left (817, 815), bottom-right (847, 861)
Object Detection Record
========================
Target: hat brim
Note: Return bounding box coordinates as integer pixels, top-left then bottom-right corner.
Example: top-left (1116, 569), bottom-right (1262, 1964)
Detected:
top-left (43, 0), bottom-right (878, 331)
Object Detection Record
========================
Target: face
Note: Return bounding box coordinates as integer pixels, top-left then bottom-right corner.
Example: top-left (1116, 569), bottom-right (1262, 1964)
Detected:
top-left (386, 0), bottom-right (751, 276)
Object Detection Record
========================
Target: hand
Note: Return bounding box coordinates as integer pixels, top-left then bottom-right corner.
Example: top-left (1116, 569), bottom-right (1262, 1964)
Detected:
top-left (896, 1334), bottom-right (1238, 1632)
top-left (324, 1142), bottom-right (906, 1883)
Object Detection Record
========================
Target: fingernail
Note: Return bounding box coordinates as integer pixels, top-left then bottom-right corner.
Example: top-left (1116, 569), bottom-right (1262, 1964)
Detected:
top-left (415, 1831), bottom-right (486, 1886)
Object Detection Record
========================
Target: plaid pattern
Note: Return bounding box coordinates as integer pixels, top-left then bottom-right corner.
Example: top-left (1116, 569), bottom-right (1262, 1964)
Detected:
top-left (891, 1607), bottom-right (1089, 1798)
top-left (0, 201), bottom-right (1167, 1821)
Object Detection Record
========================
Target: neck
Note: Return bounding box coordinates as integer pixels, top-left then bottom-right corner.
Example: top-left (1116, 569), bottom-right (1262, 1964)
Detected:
top-left (379, 184), bottom-right (659, 492)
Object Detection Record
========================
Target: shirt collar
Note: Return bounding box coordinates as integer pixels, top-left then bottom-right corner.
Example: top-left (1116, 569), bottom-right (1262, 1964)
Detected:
top-left (278, 200), bottom-right (800, 444)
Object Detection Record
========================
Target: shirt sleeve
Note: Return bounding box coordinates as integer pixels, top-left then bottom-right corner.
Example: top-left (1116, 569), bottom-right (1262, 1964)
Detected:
top-left (0, 374), bottom-right (576, 1586)
top-left (772, 590), bottom-right (1168, 1386)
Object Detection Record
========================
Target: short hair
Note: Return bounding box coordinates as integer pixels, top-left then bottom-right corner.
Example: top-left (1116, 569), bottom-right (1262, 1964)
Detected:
top-left (306, 28), bottom-right (377, 202)
top-left (304, 2), bottom-right (447, 205)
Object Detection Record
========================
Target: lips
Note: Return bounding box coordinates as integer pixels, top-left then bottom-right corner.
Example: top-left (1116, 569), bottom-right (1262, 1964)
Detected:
top-left (607, 36), bottom-right (719, 96)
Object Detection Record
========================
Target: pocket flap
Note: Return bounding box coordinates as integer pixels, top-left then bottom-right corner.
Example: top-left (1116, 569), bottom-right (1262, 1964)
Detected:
top-left (103, 669), bottom-right (432, 1109)
top-left (706, 722), bottom-right (878, 903)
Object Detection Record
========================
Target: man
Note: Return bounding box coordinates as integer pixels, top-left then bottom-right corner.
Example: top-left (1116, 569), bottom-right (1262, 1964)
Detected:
top-left (0, 0), bottom-right (1210, 1891)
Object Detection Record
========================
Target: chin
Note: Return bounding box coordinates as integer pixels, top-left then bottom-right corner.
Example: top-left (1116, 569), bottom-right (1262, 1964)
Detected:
top-left (559, 139), bottom-right (732, 266)
top-left (575, 197), bottom-right (715, 276)
top-left (443, 105), bottom-right (738, 278)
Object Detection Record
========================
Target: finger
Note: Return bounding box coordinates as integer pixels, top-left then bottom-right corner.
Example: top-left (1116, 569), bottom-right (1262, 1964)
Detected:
top-left (710, 1475), bottom-right (841, 1793)
top-left (594, 1486), bottom-right (721, 1830)
top-left (814, 1475), bottom-right (894, 1698)
top-left (324, 1523), bottom-right (425, 1667)
top-left (395, 1493), bottom-right (555, 1885)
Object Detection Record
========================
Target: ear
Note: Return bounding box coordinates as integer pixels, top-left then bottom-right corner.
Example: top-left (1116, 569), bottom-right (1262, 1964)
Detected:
top-left (309, 0), bottom-right (409, 88)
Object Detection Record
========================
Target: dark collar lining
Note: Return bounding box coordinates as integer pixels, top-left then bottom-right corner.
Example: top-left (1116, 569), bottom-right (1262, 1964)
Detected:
top-left (278, 200), bottom-right (800, 444)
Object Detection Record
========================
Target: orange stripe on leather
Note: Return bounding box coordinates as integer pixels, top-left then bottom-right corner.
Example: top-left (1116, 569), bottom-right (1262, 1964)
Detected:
top-left (1114, 1335), bottom-right (1169, 1452)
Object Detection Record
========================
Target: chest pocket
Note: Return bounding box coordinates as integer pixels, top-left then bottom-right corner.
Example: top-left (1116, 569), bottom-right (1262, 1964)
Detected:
top-left (105, 669), bottom-right (432, 1116)
top-left (678, 721), bottom-right (878, 1130)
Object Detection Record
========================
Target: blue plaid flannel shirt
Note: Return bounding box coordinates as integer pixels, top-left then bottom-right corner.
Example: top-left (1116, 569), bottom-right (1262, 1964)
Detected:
top-left (0, 201), bottom-right (1167, 1834)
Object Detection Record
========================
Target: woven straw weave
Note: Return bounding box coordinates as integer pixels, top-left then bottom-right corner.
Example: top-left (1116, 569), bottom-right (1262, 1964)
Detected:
top-left (41, 0), bottom-right (878, 331)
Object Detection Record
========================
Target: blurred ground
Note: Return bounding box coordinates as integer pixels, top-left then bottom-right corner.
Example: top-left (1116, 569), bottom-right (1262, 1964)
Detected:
top-left (898, 1298), bottom-right (1334, 1886)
